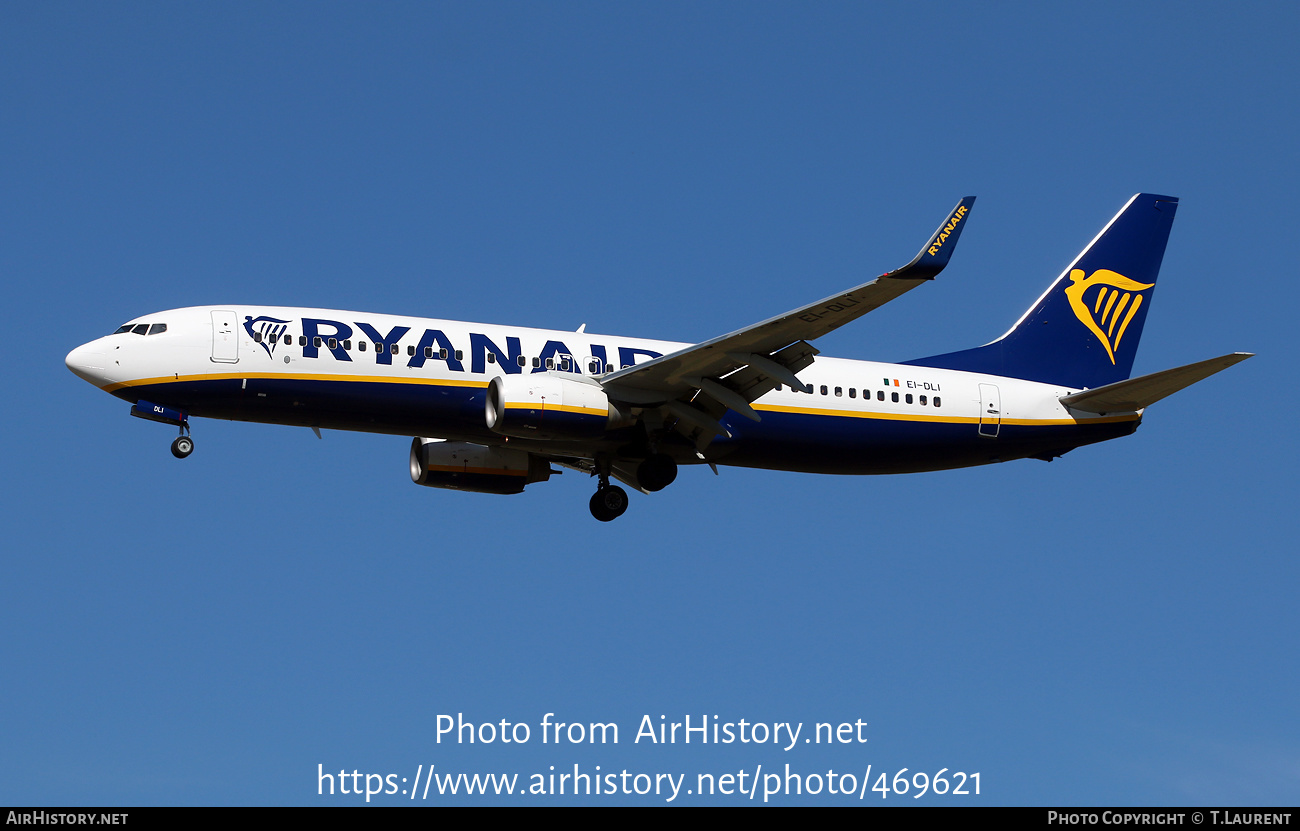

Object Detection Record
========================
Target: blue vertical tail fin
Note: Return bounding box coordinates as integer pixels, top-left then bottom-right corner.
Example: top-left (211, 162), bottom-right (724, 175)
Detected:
top-left (902, 193), bottom-right (1179, 389)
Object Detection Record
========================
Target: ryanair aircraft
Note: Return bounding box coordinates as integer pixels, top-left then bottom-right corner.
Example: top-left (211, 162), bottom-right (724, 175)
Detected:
top-left (65, 194), bottom-right (1250, 521)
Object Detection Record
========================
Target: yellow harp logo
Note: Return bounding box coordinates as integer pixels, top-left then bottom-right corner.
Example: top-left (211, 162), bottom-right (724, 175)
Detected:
top-left (1064, 269), bottom-right (1154, 365)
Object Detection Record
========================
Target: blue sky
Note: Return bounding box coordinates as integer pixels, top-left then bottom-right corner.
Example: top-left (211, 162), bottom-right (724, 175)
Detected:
top-left (3, 2), bottom-right (1297, 805)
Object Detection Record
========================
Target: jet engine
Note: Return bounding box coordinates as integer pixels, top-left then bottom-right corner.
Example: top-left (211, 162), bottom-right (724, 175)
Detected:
top-left (485, 375), bottom-right (633, 441)
top-left (409, 438), bottom-right (553, 495)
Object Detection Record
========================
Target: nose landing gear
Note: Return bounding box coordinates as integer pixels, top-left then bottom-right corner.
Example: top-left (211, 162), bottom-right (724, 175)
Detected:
top-left (130, 400), bottom-right (194, 459)
top-left (171, 434), bottom-right (194, 459)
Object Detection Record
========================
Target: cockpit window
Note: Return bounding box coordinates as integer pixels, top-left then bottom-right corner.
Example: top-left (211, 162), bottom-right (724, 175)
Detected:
top-left (113, 322), bottom-right (168, 335)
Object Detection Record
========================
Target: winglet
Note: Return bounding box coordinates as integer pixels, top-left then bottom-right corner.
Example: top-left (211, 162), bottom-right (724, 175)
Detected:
top-left (883, 196), bottom-right (976, 281)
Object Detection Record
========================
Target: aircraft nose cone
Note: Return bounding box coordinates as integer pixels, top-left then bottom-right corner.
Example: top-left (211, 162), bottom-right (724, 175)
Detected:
top-left (65, 342), bottom-right (108, 386)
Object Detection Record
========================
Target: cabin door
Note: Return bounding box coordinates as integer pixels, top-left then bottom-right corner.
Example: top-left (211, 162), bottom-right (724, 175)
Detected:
top-left (211, 310), bottom-right (239, 363)
top-left (978, 383), bottom-right (1001, 438)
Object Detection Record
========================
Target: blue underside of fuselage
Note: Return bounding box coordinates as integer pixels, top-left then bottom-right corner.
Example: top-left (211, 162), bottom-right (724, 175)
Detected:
top-left (115, 377), bottom-right (1139, 475)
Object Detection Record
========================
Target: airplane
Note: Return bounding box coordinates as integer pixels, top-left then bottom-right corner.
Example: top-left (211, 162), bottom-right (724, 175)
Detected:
top-left (65, 193), bottom-right (1251, 521)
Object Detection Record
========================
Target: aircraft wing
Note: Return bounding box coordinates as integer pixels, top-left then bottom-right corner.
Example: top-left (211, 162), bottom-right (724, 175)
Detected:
top-left (600, 197), bottom-right (975, 438)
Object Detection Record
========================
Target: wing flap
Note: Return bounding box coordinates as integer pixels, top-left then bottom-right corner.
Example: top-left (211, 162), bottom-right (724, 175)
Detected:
top-left (675, 341), bottom-right (819, 447)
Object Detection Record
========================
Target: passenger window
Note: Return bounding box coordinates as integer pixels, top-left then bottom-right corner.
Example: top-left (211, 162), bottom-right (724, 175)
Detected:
top-left (934, 397), bottom-right (942, 407)
top-left (343, 340), bottom-right (351, 350)
top-left (876, 390), bottom-right (884, 401)
top-left (440, 348), bottom-right (448, 360)
top-left (834, 386), bottom-right (843, 397)
top-left (328, 338), bottom-right (337, 349)
top-left (359, 342), bottom-right (367, 352)
top-left (588, 360), bottom-right (600, 374)
top-left (820, 385), bottom-right (828, 395)
top-left (905, 393), bottom-right (913, 404)
top-left (546, 358), bottom-right (554, 369)
top-left (849, 388), bottom-right (856, 398)
top-left (148, 323), bottom-right (167, 335)
top-left (390, 344), bottom-right (399, 355)
top-left (252, 332), bottom-right (263, 343)
top-left (532, 357), bottom-right (540, 368)
top-left (920, 395), bottom-right (927, 405)
top-left (456, 350), bottom-right (464, 361)
top-left (424, 347), bottom-right (433, 358)
top-left (300, 336), bottom-right (307, 346)
top-left (284, 335), bottom-right (292, 345)
top-left (313, 337), bottom-right (322, 347)
top-left (517, 355), bottom-right (526, 367)
top-left (488, 353), bottom-right (496, 364)
top-left (407, 346), bottom-right (415, 356)
top-left (891, 392), bottom-right (899, 403)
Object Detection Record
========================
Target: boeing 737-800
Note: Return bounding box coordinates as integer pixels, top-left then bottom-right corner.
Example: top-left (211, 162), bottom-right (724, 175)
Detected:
top-left (65, 194), bottom-right (1250, 520)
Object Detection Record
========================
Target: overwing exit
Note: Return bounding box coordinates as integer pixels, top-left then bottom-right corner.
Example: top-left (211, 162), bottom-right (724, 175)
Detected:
top-left (65, 194), bottom-right (1251, 520)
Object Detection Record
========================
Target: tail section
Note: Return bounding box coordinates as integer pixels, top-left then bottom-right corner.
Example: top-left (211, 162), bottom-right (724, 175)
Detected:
top-left (903, 193), bottom-right (1179, 389)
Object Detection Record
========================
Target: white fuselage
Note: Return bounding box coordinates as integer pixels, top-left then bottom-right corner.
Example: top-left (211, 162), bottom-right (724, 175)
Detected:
top-left (66, 305), bottom-right (1138, 476)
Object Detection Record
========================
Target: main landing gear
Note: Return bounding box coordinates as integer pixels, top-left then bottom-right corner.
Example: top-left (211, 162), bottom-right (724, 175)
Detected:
top-left (586, 453), bottom-right (678, 521)
top-left (588, 460), bottom-right (628, 522)
top-left (589, 485), bottom-right (628, 522)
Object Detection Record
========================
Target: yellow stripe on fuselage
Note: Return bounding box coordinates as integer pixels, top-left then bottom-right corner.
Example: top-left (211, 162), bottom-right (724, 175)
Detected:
top-left (103, 372), bottom-right (1139, 427)
top-left (102, 371), bottom-right (490, 394)
top-left (752, 402), bottom-right (1138, 427)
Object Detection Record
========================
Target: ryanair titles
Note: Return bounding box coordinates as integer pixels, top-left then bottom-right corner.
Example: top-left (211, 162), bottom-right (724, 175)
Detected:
top-left (927, 204), bottom-right (968, 256)
top-left (245, 315), bottom-right (662, 376)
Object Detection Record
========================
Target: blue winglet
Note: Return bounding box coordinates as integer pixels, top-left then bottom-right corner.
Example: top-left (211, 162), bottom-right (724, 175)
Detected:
top-left (883, 196), bottom-right (976, 280)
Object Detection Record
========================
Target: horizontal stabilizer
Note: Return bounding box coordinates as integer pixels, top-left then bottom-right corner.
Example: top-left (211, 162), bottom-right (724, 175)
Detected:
top-left (1060, 353), bottom-right (1253, 413)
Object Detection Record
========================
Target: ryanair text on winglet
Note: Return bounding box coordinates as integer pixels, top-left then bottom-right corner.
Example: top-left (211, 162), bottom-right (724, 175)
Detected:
top-left (927, 205), bottom-right (968, 256)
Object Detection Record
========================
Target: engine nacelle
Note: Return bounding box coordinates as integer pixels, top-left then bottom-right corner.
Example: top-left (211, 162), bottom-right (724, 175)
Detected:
top-left (409, 438), bottom-right (552, 495)
top-left (485, 375), bottom-right (632, 440)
